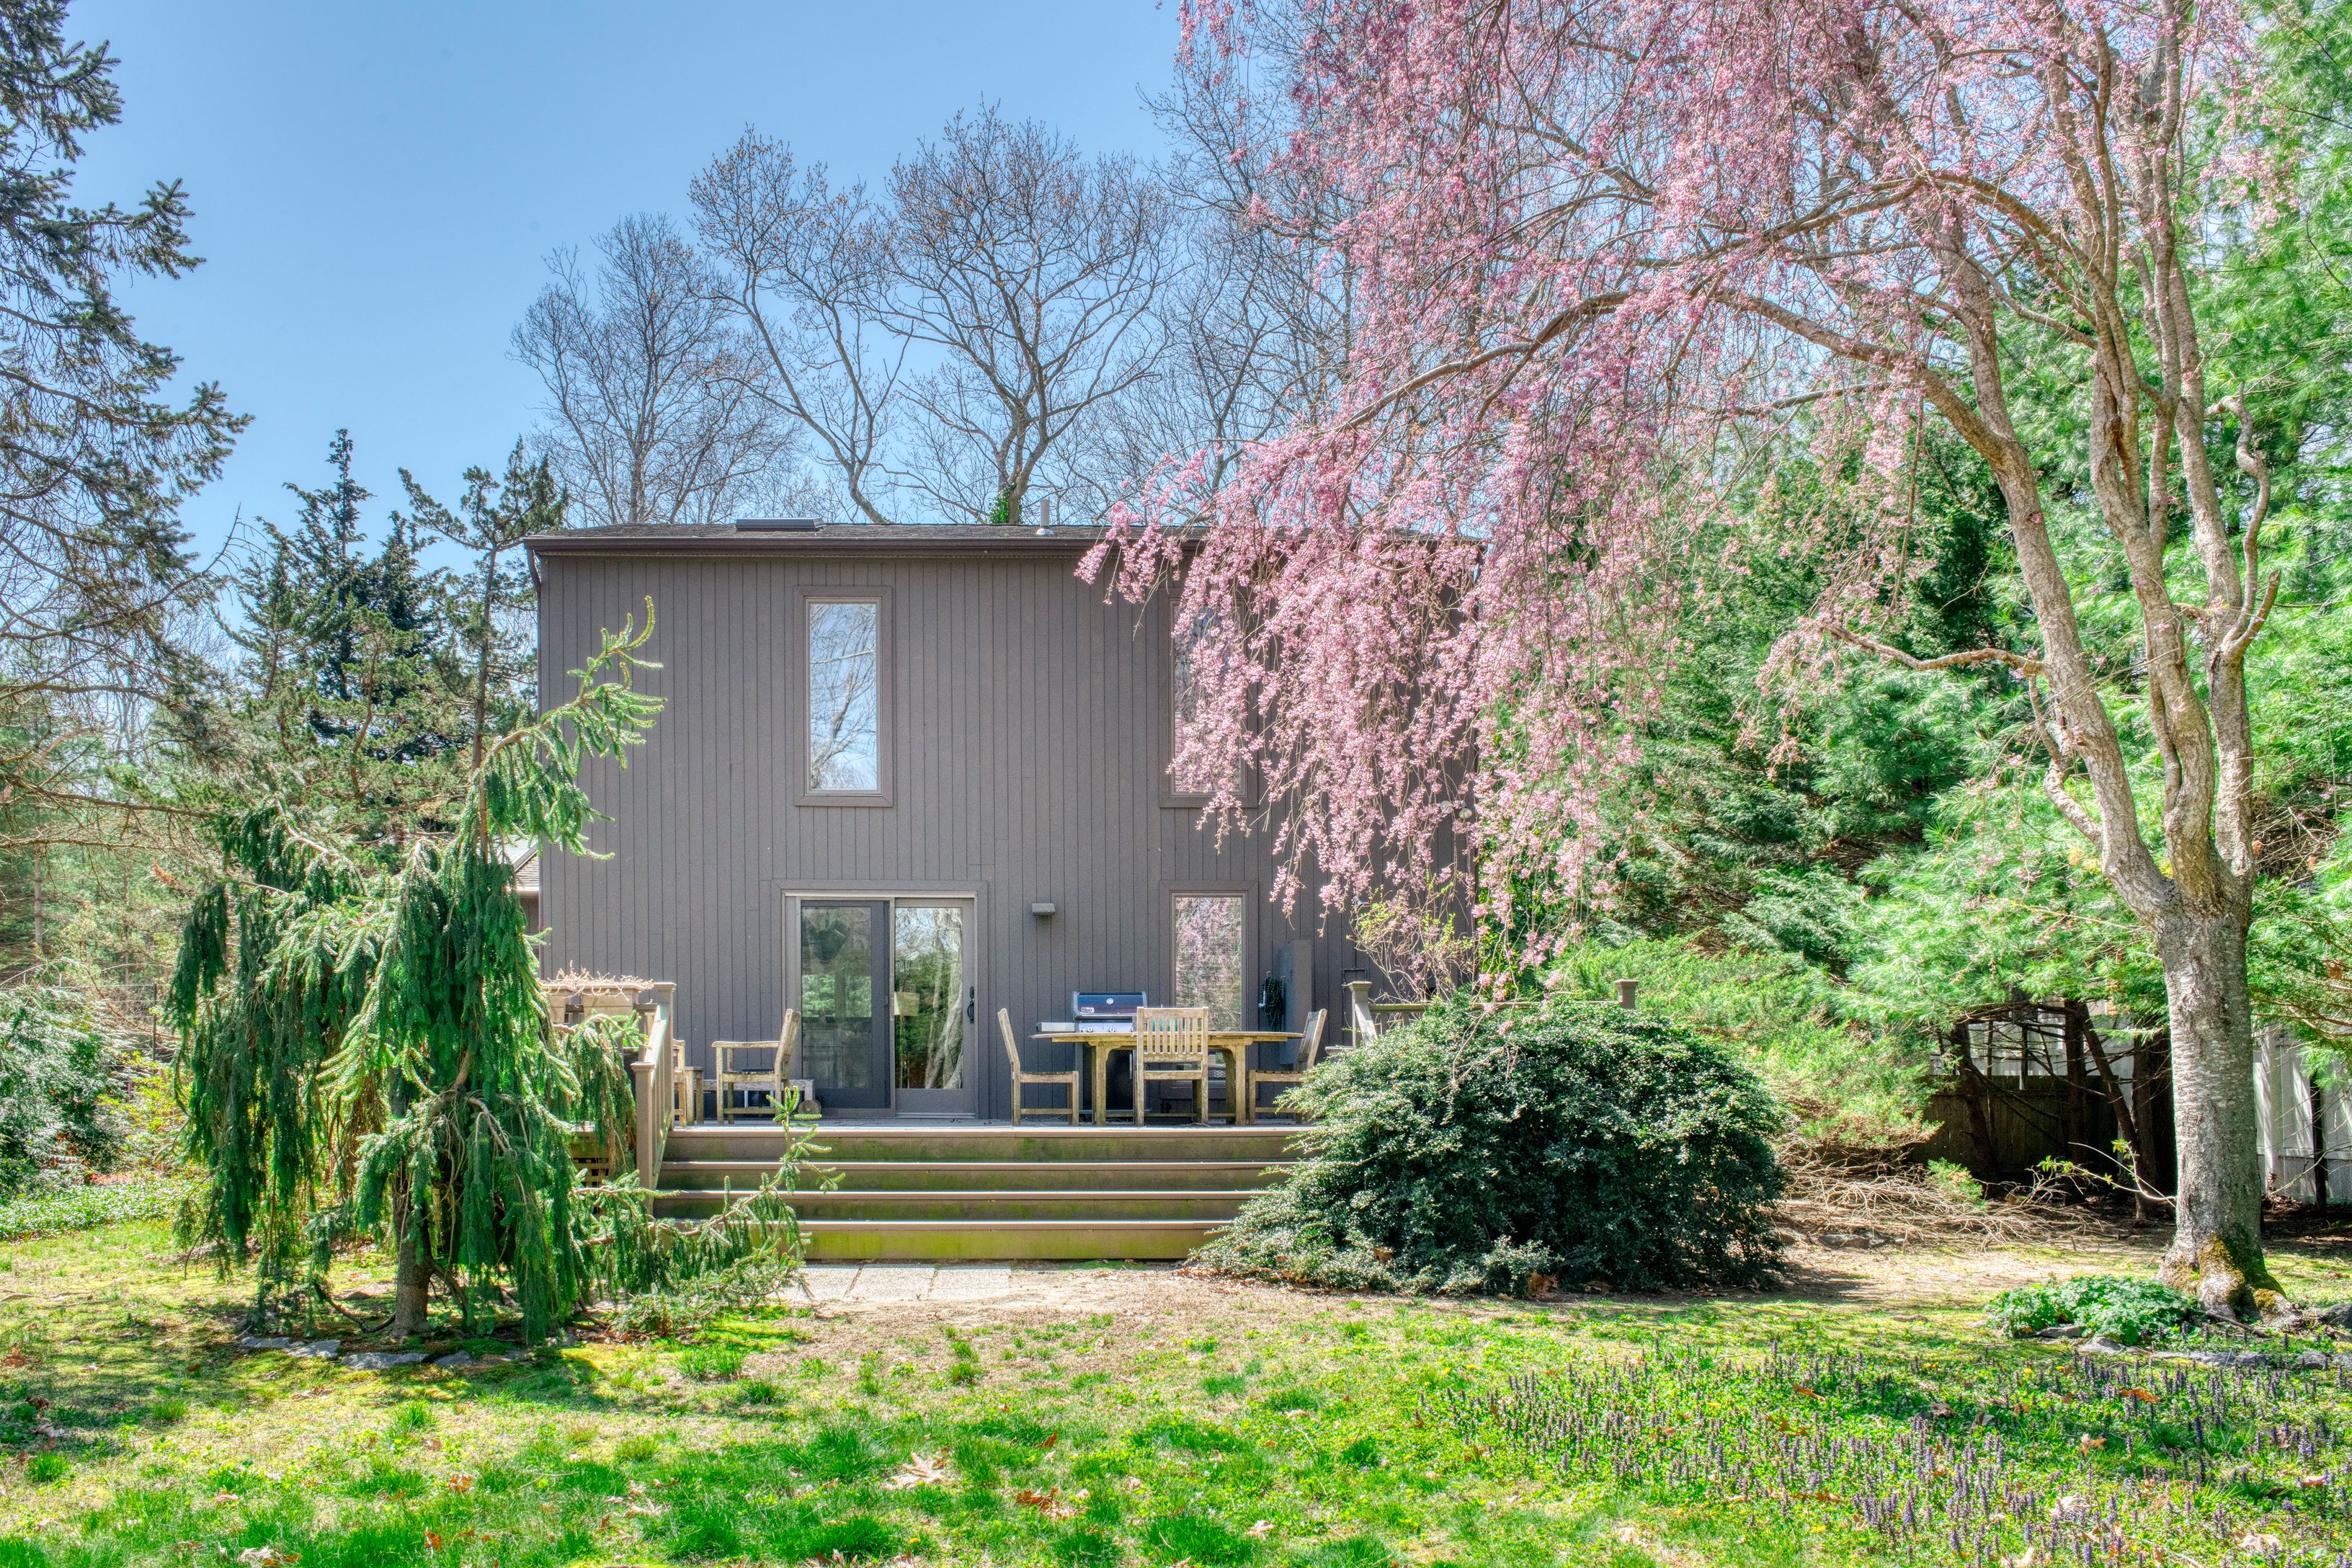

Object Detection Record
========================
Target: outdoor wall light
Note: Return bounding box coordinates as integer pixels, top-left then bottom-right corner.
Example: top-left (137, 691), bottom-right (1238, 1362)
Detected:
top-left (1030, 902), bottom-right (1057, 917)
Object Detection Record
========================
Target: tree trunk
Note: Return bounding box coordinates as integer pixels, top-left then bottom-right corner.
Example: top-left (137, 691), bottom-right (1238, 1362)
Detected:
top-left (392, 1192), bottom-right (432, 1340)
top-left (2154, 909), bottom-right (2283, 1317)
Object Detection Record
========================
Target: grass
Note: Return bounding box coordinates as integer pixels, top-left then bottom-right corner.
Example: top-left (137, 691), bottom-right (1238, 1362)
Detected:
top-left (0, 1176), bottom-right (186, 1242)
top-left (0, 1212), bottom-right (2345, 1565)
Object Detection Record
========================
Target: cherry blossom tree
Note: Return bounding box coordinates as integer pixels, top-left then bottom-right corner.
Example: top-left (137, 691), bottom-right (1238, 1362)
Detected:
top-left (1091, 0), bottom-right (2285, 1311)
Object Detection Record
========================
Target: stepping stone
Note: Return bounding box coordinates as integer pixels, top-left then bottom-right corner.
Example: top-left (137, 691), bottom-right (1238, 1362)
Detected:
top-left (288, 1340), bottom-right (341, 1359)
top-left (432, 1351), bottom-right (473, 1368)
top-left (847, 1265), bottom-right (934, 1302)
top-left (344, 1351), bottom-right (427, 1371)
top-left (236, 1337), bottom-right (295, 1351)
top-left (928, 1267), bottom-right (1014, 1301)
top-left (800, 1265), bottom-right (861, 1302)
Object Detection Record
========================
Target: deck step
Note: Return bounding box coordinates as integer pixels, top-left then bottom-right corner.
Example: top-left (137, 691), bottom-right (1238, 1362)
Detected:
top-left (651, 1188), bottom-right (1259, 1223)
top-left (662, 1123), bottom-right (1301, 1166)
top-left (660, 1159), bottom-right (1290, 1193)
top-left (798, 1218), bottom-right (1219, 1262)
top-left (650, 1121), bottom-right (1295, 1260)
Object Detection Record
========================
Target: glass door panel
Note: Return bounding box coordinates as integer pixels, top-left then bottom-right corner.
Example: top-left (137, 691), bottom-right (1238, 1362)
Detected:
top-left (894, 901), bottom-right (974, 1115)
top-left (799, 900), bottom-right (890, 1110)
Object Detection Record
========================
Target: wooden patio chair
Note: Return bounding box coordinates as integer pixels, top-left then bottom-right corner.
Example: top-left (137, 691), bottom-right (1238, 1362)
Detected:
top-left (710, 1010), bottom-right (802, 1123)
top-left (1001, 1009), bottom-right (1081, 1124)
top-left (1245, 1007), bottom-right (1327, 1124)
top-left (672, 1035), bottom-right (703, 1127)
top-left (1131, 1007), bottom-right (1213, 1123)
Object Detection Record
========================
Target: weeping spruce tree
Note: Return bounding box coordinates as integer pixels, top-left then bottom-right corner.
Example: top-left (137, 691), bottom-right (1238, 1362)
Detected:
top-left (171, 610), bottom-right (662, 1341)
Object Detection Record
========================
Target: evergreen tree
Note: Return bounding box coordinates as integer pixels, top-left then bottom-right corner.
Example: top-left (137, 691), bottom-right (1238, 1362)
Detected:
top-left (399, 442), bottom-right (564, 772)
top-left (228, 432), bottom-right (468, 845)
top-left (169, 611), bottom-right (691, 1338)
top-left (0, 0), bottom-right (243, 836)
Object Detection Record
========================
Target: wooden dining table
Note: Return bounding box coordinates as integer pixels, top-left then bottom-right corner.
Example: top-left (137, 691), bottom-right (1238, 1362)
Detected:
top-left (1031, 1030), bottom-right (1302, 1126)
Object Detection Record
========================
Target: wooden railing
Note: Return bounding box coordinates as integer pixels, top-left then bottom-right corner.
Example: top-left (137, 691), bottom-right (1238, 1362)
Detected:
top-left (628, 983), bottom-right (677, 1190)
top-left (1342, 977), bottom-right (1639, 1050)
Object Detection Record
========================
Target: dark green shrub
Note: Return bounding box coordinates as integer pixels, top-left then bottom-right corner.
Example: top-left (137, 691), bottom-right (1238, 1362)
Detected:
top-left (1986, 1275), bottom-right (2201, 1345)
top-left (1193, 995), bottom-right (1785, 1294)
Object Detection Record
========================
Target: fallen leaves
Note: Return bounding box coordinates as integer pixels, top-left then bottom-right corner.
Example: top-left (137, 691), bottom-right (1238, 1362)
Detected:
top-left (1014, 1487), bottom-right (1078, 1519)
top-left (885, 1452), bottom-right (954, 1490)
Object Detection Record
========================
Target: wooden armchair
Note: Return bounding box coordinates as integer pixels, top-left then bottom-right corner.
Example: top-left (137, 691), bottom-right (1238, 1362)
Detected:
top-left (672, 1035), bottom-right (703, 1127)
top-left (1245, 1007), bottom-right (1327, 1124)
top-left (1001, 1009), bottom-right (1081, 1124)
top-left (1132, 1007), bottom-right (1213, 1123)
top-left (709, 1010), bottom-right (802, 1123)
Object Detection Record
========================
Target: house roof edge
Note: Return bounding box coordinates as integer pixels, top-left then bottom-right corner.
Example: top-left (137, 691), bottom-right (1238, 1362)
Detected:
top-left (524, 523), bottom-right (1109, 559)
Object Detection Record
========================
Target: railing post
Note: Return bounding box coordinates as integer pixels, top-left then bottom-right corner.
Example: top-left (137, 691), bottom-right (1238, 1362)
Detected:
top-left (1344, 979), bottom-right (1376, 1051)
top-left (631, 983), bottom-right (675, 1191)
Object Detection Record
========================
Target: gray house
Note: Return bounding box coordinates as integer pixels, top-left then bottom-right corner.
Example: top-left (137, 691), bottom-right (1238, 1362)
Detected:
top-left (526, 520), bottom-right (1354, 1123)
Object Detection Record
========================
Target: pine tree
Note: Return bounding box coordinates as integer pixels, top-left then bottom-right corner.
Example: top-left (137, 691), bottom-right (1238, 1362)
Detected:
top-left (400, 442), bottom-right (564, 772)
top-left (0, 0), bottom-right (244, 837)
top-left (228, 432), bottom-right (469, 846)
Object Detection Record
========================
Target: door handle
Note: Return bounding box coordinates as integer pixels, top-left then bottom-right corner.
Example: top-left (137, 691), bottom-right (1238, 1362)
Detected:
top-left (966, 986), bottom-right (975, 1023)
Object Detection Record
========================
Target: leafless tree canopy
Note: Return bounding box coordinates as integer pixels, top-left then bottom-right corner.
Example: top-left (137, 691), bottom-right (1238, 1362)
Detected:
top-left (512, 214), bottom-right (806, 530)
top-left (532, 98), bottom-right (1357, 530)
top-left (690, 135), bottom-right (905, 526)
top-left (690, 108), bottom-right (1205, 525)
top-left (881, 108), bottom-right (1177, 524)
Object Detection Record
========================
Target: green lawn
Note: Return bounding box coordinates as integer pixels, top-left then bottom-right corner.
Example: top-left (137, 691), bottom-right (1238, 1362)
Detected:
top-left (0, 1208), bottom-right (2348, 1567)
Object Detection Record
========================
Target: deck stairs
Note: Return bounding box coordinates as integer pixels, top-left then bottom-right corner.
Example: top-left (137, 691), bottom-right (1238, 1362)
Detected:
top-left (651, 1121), bottom-right (1299, 1261)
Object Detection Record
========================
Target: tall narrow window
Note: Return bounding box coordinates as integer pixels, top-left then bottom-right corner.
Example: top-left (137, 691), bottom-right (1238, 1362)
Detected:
top-left (1169, 608), bottom-right (1219, 798)
top-left (1173, 894), bottom-right (1246, 1030)
top-left (807, 599), bottom-right (880, 792)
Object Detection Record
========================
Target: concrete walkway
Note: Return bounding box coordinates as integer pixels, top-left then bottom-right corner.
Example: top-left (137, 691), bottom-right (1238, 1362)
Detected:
top-left (799, 1263), bottom-right (1023, 1304)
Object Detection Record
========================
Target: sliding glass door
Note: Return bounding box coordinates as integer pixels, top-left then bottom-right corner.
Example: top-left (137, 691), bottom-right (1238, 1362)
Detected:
top-left (794, 896), bottom-right (975, 1117)
top-left (891, 902), bottom-right (972, 1115)
top-left (799, 901), bottom-right (891, 1110)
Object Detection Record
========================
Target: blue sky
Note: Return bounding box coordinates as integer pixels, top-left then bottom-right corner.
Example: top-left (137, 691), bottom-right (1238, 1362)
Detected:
top-left (74, 1), bottom-right (1183, 562)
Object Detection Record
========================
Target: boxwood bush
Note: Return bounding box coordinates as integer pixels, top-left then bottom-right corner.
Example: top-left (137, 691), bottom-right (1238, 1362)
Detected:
top-left (1194, 994), bottom-right (1786, 1294)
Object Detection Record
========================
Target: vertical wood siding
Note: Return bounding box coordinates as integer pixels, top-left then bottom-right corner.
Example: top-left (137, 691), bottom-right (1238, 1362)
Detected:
top-left (538, 546), bottom-right (1360, 1118)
